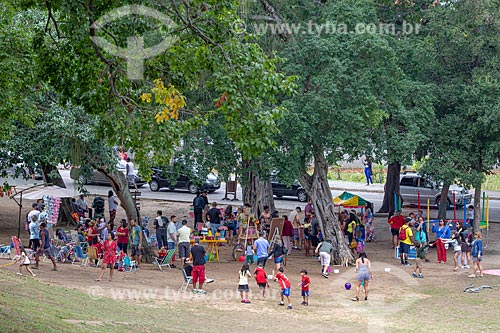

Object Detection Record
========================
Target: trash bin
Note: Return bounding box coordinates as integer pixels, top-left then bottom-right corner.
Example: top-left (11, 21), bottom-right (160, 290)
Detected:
top-left (226, 181), bottom-right (237, 193)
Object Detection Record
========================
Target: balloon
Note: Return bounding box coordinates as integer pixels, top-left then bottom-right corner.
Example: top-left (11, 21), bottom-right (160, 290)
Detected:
top-left (345, 282), bottom-right (351, 290)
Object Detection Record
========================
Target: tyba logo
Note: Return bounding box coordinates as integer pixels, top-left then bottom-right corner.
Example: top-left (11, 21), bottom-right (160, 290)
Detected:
top-left (91, 5), bottom-right (177, 80)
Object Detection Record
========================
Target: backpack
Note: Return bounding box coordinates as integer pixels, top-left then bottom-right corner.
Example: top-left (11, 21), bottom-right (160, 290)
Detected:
top-left (194, 196), bottom-right (205, 209)
top-left (399, 226), bottom-right (407, 241)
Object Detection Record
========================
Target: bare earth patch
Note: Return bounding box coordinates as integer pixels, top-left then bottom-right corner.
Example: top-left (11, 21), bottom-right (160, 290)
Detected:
top-left (0, 196), bottom-right (499, 332)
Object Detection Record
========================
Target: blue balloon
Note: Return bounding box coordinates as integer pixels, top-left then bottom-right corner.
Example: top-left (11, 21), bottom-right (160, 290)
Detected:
top-left (345, 282), bottom-right (351, 290)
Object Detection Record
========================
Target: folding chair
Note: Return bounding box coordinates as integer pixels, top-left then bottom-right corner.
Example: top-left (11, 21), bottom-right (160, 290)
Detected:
top-left (0, 244), bottom-right (11, 259)
top-left (56, 228), bottom-right (70, 244)
top-left (70, 230), bottom-right (79, 244)
top-left (87, 246), bottom-right (103, 268)
top-left (71, 230), bottom-right (88, 251)
top-left (154, 249), bottom-right (176, 271)
top-left (10, 236), bottom-right (35, 262)
top-left (72, 245), bottom-right (89, 267)
top-left (10, 236), bottom-right (22, 261)
top-left (180, 268), bottom-right (192, 291)
top-left (123, 256), bottom-right (137, 272)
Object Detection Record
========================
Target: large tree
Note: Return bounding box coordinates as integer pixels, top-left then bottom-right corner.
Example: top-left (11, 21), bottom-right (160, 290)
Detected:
top-left (404, 0), bottom-right (500, 228)
top-left (1, 1), bottom-right (294, 220)
top-left (0, 4), bottom-right (40, 142)
top-left (249, 0), bottom-right (417, 264)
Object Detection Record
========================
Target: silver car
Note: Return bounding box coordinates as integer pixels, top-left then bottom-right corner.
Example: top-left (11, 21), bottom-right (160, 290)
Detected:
top-left (399, 172), bottom-right (472, 209)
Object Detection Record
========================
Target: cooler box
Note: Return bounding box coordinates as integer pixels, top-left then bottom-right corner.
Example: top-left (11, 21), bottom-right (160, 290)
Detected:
top-left (394, 246), bottom-right (417, 260)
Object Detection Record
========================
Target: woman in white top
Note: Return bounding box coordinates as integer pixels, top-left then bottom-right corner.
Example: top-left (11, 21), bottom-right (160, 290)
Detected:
top-left (238, 264), bottom-right (252, 303)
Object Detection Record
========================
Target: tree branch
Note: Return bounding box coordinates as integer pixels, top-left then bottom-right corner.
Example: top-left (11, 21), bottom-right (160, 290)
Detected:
top-left (45, 0), bottom-right (63, 39)
top-left (168, 0), bottom-right (233, 68)
top-left (258, 0), bottom-right (289, 41)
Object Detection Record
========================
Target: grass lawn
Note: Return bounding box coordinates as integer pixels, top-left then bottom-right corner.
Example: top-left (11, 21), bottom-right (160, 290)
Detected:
top-left (2, 264), bottom-right (500, 333)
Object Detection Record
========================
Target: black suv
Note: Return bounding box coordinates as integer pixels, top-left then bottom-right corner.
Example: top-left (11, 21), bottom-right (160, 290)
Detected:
top-left (149, 167), bottom-right (221, 193)
top-left (271, 176), bottom-right (308, 202)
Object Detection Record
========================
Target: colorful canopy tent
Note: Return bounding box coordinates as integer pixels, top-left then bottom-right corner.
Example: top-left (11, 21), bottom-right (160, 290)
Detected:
top-left (333, 191), bottom-right (368, 208)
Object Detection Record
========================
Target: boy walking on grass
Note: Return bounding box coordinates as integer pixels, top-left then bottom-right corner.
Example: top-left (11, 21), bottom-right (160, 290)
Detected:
top-left (413, 239), bottom-right (428, 278)
top-left (275, 267), bottom-right (292, 309)
top-left (298, 269), bottom-right (310, 306)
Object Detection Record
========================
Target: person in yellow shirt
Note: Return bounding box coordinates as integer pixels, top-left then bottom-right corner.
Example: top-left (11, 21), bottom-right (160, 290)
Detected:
top-left (399, 218), bottom-right (414, 266)
top-left (347, 219), bottom-right (357, 245)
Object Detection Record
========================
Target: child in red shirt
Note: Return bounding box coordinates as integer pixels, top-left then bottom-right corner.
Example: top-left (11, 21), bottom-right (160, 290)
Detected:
top-left (158, 246), bottom-right (167, 258)
top-left (94, 239), bottom-right (103, 265)
top-left (254, 264), bottom-right (269, 299)
top-left (275, 267), bottom-right (292, 309)
top-left (298, 269), bottom-right (310, 306)
top-left (117, 250), bottom-right (126, 271)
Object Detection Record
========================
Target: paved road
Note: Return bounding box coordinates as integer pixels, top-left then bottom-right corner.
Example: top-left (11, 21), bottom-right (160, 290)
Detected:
top-left (3, 170), bottom-right (500, 222)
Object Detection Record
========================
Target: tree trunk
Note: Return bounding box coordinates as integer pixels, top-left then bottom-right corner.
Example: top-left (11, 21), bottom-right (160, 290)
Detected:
top-left (241, 159), bottom-right (276, 217)
top-left (41, 164), bottom-right (66, 187)
top-left (95, 166), bottom-right (139, 222)
top-left (473, 181), bottom-right (482, 234)
top-left (94, 166), bottom-right (154, 262)
top-left (438, 182), bottom-right (451, 220)
top-left (378, 161), bottom-right (401, 213)
top-left (41, 164), bottom-right (75, 225)
top-left (300, 149), bottom-right (354, 265)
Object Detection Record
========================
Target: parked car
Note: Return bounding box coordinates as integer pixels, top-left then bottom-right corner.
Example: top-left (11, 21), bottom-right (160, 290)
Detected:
top-left (149, 166), bottom-right (221, 193)
top-left (399, 172), bottom-right (472, 209)
top-left (70, 162), bottom-right (146, 187)
top-left (271, 176), bottom-right (308, 202)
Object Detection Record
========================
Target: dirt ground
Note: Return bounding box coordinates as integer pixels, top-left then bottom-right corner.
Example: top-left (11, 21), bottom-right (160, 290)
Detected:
top-left (1, 196), bottom-right (499, 332)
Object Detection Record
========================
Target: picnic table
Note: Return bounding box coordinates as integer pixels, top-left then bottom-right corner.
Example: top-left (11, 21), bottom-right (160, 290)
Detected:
top-left (190, 239), bottom-right (227, 262)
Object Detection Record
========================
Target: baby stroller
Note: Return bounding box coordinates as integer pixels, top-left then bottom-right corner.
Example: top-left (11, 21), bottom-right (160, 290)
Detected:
top-left (92, 196), bottom-right (105, 218)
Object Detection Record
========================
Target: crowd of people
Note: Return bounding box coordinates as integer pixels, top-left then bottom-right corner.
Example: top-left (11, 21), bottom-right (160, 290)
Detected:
top-left (13, 188), bottom-right (487, 308)
top-left (387, 209), bottom-right (485, 279)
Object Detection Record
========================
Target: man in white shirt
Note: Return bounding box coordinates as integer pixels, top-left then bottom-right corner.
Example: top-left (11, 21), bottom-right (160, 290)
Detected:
top-left (75, 195), bottom-right (88, 217)
top-left (177, 219), bottom-right (191, 265)
top-left (27, 203), bottom-right (40, 232)
top-left (167, 215), bottom-right (178, 251)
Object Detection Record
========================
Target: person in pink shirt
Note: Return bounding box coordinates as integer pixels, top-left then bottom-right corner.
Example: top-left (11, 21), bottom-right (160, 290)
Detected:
top-left (115, 219), bottom-right (129, 254)
top-left (96, 233), bottom-right (118, 282)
